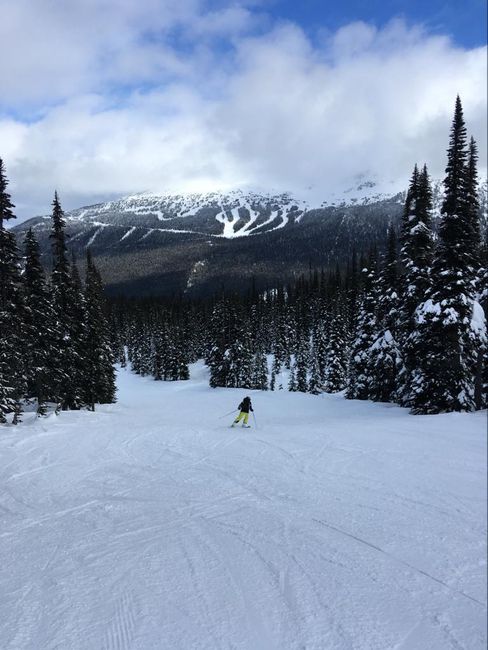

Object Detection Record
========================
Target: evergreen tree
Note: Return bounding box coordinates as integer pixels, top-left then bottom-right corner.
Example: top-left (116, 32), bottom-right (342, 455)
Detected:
top-left (368, 228), bottom-right (403, 403)
top-left (70, 254), bottom-right (88, 406)
top-left (49, 192), bottom-right (83, 409)
top-left (83, 250), bottom-right (116, 410)
top-left (408, 97), bottom-right (486, 413)
top-left (0, 229), bottom-right (25, 422)
top-left (23, 229), bottom-right (61, 415)
top-left (0, 160), bottom-right (25, 423)
top-left (251, 345), bottom-right (268, 390)
top-left (288, 360), bottom-right (297, 392)
top-left (175, 328), bottom-right (190, 380)
top-left (308, 350), bottom-right (322, 395)
top-left (345, 255), bottom-right (378, 400)
top-left (323, 308), bottom-right (348, 392)
top-left (270, 355), bottom-right (278, 391)
top-left (295, 333), bottom-right (309, 393)
top-left (312, 320), bottom-right (328, 383)
top-left (207, 298), bottom-right (239, 388)
top-left (464, 137), bottom-right (482, 280)
top-left (397, 165), bottom-right (434, 405)
top-left (479, 231), bottom-right (488, 408)
top-left (0, 158), bottom-right (15, 229)
top-left (346, 248), bottom-right (360, 338)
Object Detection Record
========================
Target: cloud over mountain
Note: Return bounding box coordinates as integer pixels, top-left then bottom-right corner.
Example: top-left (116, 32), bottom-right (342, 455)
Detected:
top-left (0, 1), bottom-right (486, 219)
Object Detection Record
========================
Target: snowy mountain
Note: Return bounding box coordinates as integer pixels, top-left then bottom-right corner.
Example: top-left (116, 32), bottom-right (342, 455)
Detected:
top-left (12, 179), bottom-right (487, 297)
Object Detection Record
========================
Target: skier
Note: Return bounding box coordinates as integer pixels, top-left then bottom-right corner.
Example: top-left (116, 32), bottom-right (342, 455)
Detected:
top-left (231, 396), bottom-right (253, 428)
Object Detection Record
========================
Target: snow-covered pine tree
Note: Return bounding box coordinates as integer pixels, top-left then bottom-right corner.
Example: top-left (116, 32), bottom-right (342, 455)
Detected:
top-left (295, 331), bottom-right (309, 393)
top-left (0, 158), bottom-right (15, 230)
top-left (308, 349), bottom-right (322, 395)
top-left (400, 165), bottom-right (434, 323)
top-left (287, 360), bottom-right (297, 392)
top-left (397, 164), bottom-right (434, 405)
top-left (464, 137), bottom-right (486, 409)
top-left (0, 231), bottom-right (25, 422)
top-left (408, 97), bottom-right (487, 413)
top-left (131, 323), bottom-right (153, 376)
top-left (479, 231), bottom-right (488, 408)
top-left (270, 354), bottom-right (282, 391)
top-left (368, 227), bottom-right (403, 403)
top-left (345, 248), bottom-right (360, 340)
top-left (70, 255), bottom-right (89, 406)
top-left (0, 159), bottom-right (25, 423)
top-left (164, 326), bottom-right (180, 381)
top-left (345, 252), bottom-right (378, 400)
top-left (323, 305), bottom-right (348, 393)
top-left (23, 228), bottom-right (62, 415)
top-left (83, 249), bottom-right (116, 409)
top-left (221, 329), bottom-right (253, 389)
top-left (312, 319), bottom-right (328, 384)
top-left (176, 328), bottom-right (190, 380)
top-left (251, 344), bottom-right (268, 390)
top-left (207, 298), bottom-right (239, 388)
top-left (237, 329), bottom-right (254, 388)
top-left (108, 311), bottom-right (126, 368)
top-left (49, 192), bottom-right (84, 409)
top-left (464, 137), bottom-right (482, 282)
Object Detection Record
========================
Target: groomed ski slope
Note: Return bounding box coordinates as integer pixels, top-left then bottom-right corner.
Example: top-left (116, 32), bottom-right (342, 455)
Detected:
top-left (0, 363), bottom-right (486, 650)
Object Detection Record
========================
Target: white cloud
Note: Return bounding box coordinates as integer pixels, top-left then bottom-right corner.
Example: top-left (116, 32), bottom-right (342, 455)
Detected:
top-left (0, 3), bottom-right (486, 219)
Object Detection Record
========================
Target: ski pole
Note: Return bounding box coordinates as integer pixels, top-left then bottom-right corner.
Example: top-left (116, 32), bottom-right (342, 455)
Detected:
top-left (252, 412), bottom-right (258, 429)
top-left (218, 409), bottom-right (238, 420)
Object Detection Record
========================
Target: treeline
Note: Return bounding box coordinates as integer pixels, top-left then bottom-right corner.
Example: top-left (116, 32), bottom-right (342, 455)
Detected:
top-left (0, 174), bottom-right (116, 422)
top-left (1, 96), bottom-right (485, 420)
top-left (112, 96), bottom-right (487, 414)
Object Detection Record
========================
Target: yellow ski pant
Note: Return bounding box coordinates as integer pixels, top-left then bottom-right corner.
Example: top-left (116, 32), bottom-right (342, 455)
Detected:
top-left (234, 411), bottom-right (249, 424)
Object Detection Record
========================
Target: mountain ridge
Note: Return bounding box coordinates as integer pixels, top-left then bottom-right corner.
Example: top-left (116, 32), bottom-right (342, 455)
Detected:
top-left (11, 179), bottom-right (487, 297)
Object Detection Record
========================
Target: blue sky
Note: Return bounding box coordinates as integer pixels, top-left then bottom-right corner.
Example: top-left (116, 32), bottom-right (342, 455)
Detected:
top-left (0, 0), bottom-right (486, 218)
top-left (270, 0), bottom-right (487, 48)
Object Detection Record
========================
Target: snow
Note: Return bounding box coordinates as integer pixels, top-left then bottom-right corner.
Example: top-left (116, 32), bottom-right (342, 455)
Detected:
top-left (268, 207), bottom-right (290, 232)
top-left (139, 228), bottom-right (155, 241)
top-left (186, 260), bottom-right (206, 289)
top-left (215, 205), bottom-right (242, 238)
top-left (235, 202), bottom-right (260, 236)
top-left (119, 226), bottom-right (137, 242)
top-left (249, 209), bottom-right (280, 234)
top-left (471, 301), bottom-right (487, 337)
top-left (371, 329), bottom-right (394, 349)
top-left (86, 227), bottom-right (102, 247)
top-left (416, 299), bottom-right (441, 323)
top-left (0, 363), bottom-right (486, 649)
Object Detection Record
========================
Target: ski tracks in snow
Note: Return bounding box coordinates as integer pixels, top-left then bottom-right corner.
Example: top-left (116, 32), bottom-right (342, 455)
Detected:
top-left (0, 364), bottom-right (486, 649)
top-left (103, 588), bottom-right (139, 650)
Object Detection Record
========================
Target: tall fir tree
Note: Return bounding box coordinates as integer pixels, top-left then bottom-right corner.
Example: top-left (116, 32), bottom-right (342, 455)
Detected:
top-left (368, 227), bottom-right (403, 403)
top-left (0, 158), bottom-right (15, 229)
top-left (408, 97), bottom-right (486, 413)
top-left (345, 254), bottom-right (378, 400)
top-left (295, 332), bottom-right (309, 393)
top-left (49, 192), bottom-right (83, 409)
top-left (23, 229), bottom-right (61, 415)
top-left (323, 307), bottom-right (348, 393)
top-left (308, 349), bottom-right (322, 395)
top-left (83, 250), bottom-right (116, 410)
top-left (397, 164), bottom-right (434, 405)
top-left (464, 137), bottom-right (482, 281)
top-left (0, 160), bottom-right (25, 423)
top-left (312, 320), bottom-right (328, 384)
top-left (251, 344), bottom-right (268, 390)
top-left (479, 231), bottom-right (488, 408)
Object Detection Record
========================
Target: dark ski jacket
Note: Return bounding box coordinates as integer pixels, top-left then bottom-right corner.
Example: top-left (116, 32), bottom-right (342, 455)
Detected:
top-left (238, 397), bottom-right (253, 413)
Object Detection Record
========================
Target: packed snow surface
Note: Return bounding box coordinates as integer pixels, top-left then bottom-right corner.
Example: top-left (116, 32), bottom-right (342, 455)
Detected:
top-left (1, 363), bottom-right (486, 650)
